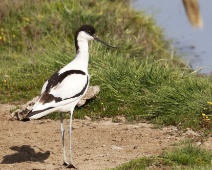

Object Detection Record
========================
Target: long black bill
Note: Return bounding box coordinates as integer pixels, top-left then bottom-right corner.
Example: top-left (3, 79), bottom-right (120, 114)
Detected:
top-left (93, 34), bottom-right (117, 48)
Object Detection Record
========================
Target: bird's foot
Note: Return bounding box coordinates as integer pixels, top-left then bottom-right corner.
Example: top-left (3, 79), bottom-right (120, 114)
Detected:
top-left (63, 162), bottom-right (77, 169)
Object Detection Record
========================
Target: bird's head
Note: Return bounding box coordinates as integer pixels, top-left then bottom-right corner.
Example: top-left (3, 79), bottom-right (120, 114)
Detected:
top-left (75, 25), bottom-right (117, 51)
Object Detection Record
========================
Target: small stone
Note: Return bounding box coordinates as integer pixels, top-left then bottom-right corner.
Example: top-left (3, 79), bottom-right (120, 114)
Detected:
top-left (183, 128), bottom-right (200, 137)
top-left (84, 116), bottom-right (92, 121)
top-left (133, 146), bottom-right (138, 149)
top-left (111, 145), bottom-right (123, 151)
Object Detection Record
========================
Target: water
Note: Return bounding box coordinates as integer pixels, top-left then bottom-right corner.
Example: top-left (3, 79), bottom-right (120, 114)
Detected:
top-left (132, 0), bottom-right (212, 73)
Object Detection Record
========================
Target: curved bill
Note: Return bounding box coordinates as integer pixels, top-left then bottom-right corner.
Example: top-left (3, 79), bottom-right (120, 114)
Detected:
top-left (93, 34), bottom-right (117, 48)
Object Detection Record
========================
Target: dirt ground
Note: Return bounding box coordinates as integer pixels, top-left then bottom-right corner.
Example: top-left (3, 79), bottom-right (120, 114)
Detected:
top-left (0, 104), bottom-right (211, 170)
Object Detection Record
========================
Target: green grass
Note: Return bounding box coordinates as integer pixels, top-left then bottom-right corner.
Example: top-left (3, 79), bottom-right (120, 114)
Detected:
top-left (0, 0), bottom-right (211, 131)
top-left (110, 141), bottom-right (212, 170)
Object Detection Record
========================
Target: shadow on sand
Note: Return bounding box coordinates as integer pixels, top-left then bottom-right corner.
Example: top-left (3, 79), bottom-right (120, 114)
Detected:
top-left (1, 145), bottom-right (50, 164)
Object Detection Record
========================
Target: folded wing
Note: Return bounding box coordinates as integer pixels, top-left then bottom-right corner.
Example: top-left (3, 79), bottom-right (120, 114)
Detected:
top-left (25, 70), bottom-right (89, 119)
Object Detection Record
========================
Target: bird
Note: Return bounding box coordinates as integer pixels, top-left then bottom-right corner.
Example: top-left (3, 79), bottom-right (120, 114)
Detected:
top-left (22, 25), bottom-right (116, 168)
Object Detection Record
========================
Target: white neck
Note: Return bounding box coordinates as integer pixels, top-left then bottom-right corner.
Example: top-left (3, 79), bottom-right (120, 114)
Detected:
top-left (71, 31), bottom-right (94, 72)
top-left (77, 38), bottom-right (89, 53)
top-left (73, 39), bottom-right (89, 72)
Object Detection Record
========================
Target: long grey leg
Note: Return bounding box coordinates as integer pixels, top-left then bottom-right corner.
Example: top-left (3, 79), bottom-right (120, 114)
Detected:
top-left (60, 113), bottom-right (68, 165)
top-left (65, 111), bottom-right (77, 169)
top-left (69, 112), bottom-right (73, 163)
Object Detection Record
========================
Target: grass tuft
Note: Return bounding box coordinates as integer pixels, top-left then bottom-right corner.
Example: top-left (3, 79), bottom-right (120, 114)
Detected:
top-left (111, 141), bottom-right (212, 170)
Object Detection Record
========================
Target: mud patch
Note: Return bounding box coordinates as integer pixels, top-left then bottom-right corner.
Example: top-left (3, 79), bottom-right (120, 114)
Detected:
top-left (0, 104), bottom-right (211, 170)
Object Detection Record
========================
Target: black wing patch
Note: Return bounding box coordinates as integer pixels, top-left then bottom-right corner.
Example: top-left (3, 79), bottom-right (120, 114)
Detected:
top-left (39, 92), bottom-right (62, 103)
top-left (40, 69), bottom-right (88, 104)
top-left (45, 70), bottom-right (86, 93)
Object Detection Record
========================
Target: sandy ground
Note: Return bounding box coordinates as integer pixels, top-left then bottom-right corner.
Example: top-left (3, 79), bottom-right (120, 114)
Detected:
top-left (0, 104), bottom-right (211, 170)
